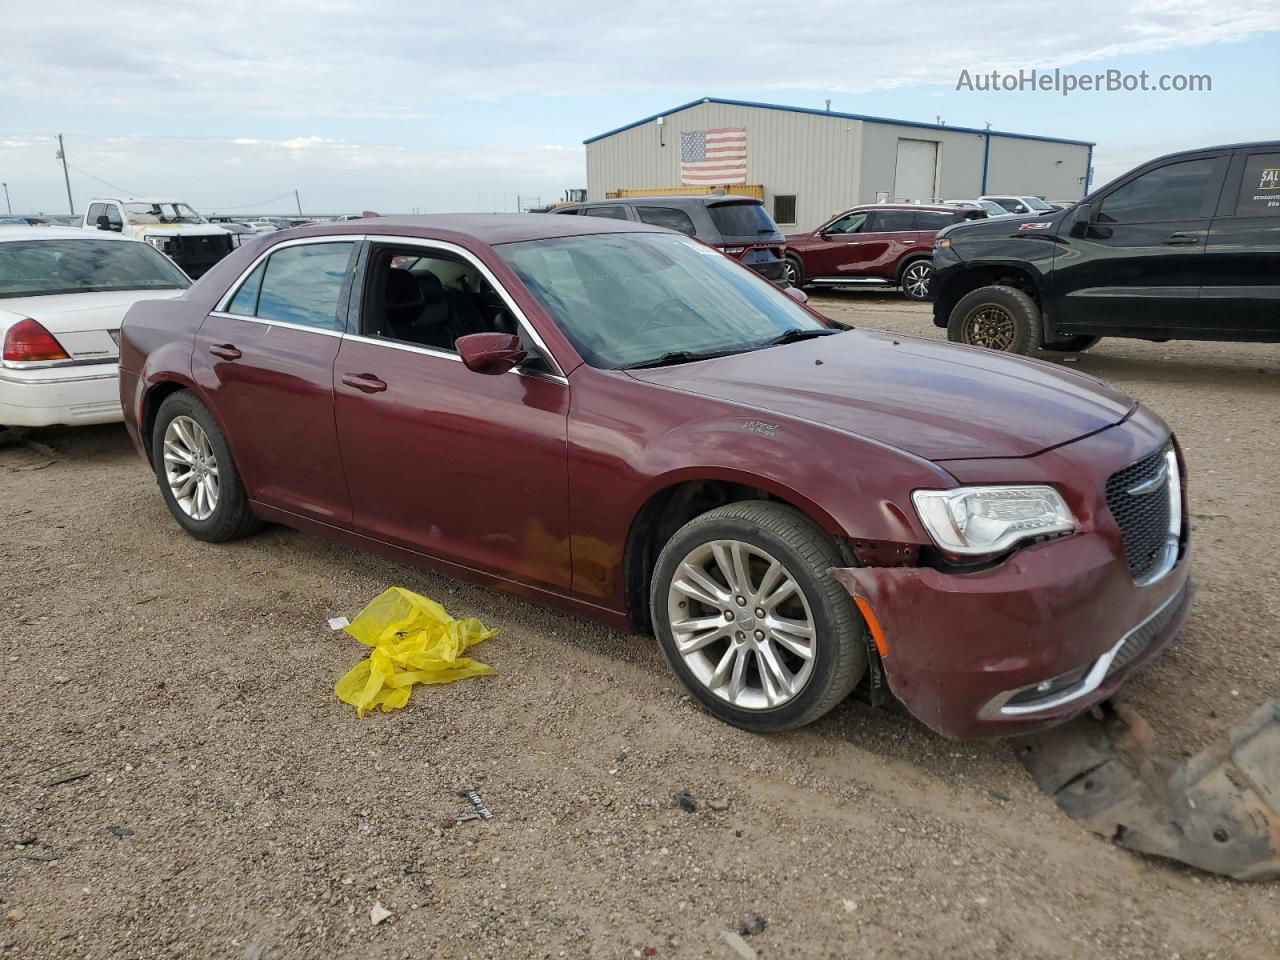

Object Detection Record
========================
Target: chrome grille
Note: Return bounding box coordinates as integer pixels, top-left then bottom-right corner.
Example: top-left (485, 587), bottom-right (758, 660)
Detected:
top-left (1105, 443), bottom-right (1181, 584)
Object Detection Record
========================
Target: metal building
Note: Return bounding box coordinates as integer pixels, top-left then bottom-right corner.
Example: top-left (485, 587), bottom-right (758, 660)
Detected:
top-left (584, 97), bottom-right (1094, 232)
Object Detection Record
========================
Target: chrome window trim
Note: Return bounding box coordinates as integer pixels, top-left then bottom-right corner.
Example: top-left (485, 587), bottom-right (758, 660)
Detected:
top-left (361, 234), bottom-right (566, 379)
top-left (341, 332), bottom-right (568, 385)
top-left (207, 311), bottom-right (345, 338)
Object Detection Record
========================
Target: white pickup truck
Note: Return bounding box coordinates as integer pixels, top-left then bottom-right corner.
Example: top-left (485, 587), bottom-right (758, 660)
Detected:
top-left (82, 197), bottom-right (237, 278)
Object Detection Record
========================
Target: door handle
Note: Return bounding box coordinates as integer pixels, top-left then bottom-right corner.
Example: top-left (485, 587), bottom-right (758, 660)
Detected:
top-left (209, 343), bottom-right (241, 360)
top-left (341, 372), bottom-right (387, 393)
top-left (1163, 233), bottom-right (1200, 246)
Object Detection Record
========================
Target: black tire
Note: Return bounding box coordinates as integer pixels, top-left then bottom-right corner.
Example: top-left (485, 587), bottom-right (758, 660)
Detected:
top-left (1042, 335), bottom-right (1101, 353)
top-left (649, 500), bottom-right (866, 732)
top-left (782, 255), bottom-right (807, 289)
top-left (150, 390), bottom-right (262, 543)
top-left (947, 284), bottom-right (1042, 356)
top-left (898, 258), bottom-right (933, 301)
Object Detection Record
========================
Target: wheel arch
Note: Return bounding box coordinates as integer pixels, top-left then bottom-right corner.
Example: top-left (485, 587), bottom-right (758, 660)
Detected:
top-left (934, 262), bottom-right (1049, 335)
top-left (621, 470), bottom-right (853, 632)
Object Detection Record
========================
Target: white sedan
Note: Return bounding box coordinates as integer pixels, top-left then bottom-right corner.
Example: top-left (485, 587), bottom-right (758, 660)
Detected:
top-left (0, 228), bottom-right (189, 428)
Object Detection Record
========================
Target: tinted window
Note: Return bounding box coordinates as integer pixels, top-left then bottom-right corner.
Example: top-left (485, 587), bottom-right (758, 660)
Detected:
top-left (772, 194), bottom-right (797, 225)
top-left (706, 201), bottom-right (778, 239)
top-left (582, 205), bottom-right (628, 220)
top-left (227, 261), bottom-right (266, 316)
top-left (870, 210), bottom-right (919, 232)
top-left (1236, 152), bottom-right (1280, 216)
top-left (916, 211), bottom-right (959, 231)
top-left (254, 242), bottom-right (355, 330)
top-left (636, 206), bottom-right (697, 236)
top-left (104, 205), bottom-right (123, 227)
top-left (0, 239), bottom-right (190, 298)
top-left (87, 203), bottom-right (105, 224)
top-left (825, 211), bottom-right (868, 235)
top-left (1099, 158), bottom-right (1216, 223)
top-left (551, 207), bottom-right (580, 216)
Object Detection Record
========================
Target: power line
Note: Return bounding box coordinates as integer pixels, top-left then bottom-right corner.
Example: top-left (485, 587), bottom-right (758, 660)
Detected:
top-left (201, 190), bottom-right (301, 211)
top-left (68, 164), bottom-right (140, 198)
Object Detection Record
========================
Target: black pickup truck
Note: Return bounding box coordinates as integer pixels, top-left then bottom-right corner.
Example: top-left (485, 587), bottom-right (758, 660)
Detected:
top-left (932, 141), bottom-right (1280, 354)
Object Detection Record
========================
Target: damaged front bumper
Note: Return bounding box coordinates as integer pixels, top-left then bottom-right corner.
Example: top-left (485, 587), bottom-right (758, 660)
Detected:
top-left (829, 532), bottom-right (1192, 739)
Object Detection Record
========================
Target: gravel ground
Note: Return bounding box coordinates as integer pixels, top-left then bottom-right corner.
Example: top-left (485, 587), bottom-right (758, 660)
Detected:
top-left (2, 295), bottom-right (1278, 959)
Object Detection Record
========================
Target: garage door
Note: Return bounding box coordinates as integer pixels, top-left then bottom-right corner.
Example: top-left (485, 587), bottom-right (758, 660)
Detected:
top-left (894, 139), bottom-right (938, 201)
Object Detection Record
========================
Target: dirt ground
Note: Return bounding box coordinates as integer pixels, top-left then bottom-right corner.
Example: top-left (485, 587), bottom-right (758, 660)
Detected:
top-left (2, 295), bottom-right (1278, 960)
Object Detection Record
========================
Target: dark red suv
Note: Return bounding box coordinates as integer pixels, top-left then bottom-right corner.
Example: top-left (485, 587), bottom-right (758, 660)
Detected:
top-left (783, 204), bottom-right (983, 300)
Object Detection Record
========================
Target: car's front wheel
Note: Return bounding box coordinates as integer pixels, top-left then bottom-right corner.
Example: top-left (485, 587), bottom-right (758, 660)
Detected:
top-left (899, 259), bottom-right (933, 301)
top-left (947, 284), bottom-right (1042, 355)
top-left (151, 390), bottom-right (262, 543)
top-left (650, 501), bottom-right (866, 732)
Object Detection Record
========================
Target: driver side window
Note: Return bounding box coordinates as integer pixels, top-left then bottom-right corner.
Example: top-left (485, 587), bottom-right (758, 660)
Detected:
top-left (359, 245), bottom-right (528, 358)
top-left (826, 211), bottom-right (868, 235)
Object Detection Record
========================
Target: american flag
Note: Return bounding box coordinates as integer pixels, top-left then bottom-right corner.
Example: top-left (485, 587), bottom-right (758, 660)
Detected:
top-left (680, 127), bottom-right (747, 185)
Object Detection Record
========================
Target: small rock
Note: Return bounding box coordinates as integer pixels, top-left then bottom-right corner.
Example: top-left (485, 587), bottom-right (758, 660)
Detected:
top-left (707, 799), bottom-right (730, 812)
top-left (720, 930), bottom-right (757, 959)
top-left (739, 912), bottom-right (767, 936)
top-left (53, 676), bottom-right (70, 684)
top-left (370, 902), bottom-right (392, 926)
top-left (243, 945), bottom-right (267, 960)
top-left (4, 909), bottom-right (24, 924)
top-left (841, 899), bottom-right (856, 913)
top-left (674, 789), bottom-right (697, 813)
top-left (105, 826), bottom-right (134, 838)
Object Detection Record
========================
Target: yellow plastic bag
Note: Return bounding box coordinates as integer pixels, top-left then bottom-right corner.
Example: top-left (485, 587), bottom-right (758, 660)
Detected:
top-left (334, 587), bottom-right (496, 717)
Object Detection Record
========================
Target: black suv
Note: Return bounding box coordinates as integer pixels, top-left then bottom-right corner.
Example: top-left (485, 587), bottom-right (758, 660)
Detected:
top-left (553, 196), bottom-right (788, 284)
top-left (932, 141), bottom-right (1280, 354)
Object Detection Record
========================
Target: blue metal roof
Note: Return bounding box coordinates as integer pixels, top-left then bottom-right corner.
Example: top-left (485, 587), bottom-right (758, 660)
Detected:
top-left (583, 97), bottom-right (1095, 147)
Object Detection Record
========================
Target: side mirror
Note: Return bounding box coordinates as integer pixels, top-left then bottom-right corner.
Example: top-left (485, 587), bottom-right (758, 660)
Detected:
top-left (95, 215), bottom-right (113, 231)
top-left (784, 285), bottom-right (808, 304)
top-left (1068, 202), bottom-right (1094, 238)
top-left (457, 332), bottom-right (527, 375)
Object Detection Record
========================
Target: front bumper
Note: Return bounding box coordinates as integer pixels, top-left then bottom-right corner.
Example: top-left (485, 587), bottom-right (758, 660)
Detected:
top-left (0, 362), bottom-right (121, 427)
top-left (832, 544), bottom-right (1191, 739)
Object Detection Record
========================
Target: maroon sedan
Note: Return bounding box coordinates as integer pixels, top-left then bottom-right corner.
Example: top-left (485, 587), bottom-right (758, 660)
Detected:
top-left (783, 204), bottom-right (982, 300)
top-left (119, 214), bottom-right (1191, 739)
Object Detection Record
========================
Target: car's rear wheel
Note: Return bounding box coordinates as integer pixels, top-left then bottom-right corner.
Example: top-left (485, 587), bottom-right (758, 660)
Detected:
top-left (899, 259), bottom-right (933, 301)
top-left (151, 390), bottom-right (262, 543)
top-left (947, 284), bottom-right (1042, 355)
top-left (650, 501), bottom-right (866, 732)
top-left (782, 255), bottom-right (806, 289)
top-left (1042, 335), bottom-right (1101, 353)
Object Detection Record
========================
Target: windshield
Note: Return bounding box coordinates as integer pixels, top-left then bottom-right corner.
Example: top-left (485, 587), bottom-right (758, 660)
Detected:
top-left (706, 201), bottom-right (780, 239)
top-left (979, 200), bottom-right (1008, 216)
top-left (1023, 196), bottom-right (1053, 212)
top-left (0, 239), bottom-right (191, 298)
top-left (497, 232), bottom-right (829, 369)
top-left (122, 202), bottom-right (206, 224)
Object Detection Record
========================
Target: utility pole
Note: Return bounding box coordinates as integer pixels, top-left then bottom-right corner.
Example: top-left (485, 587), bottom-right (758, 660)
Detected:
top-left (294, 189), bottom-right (302, 216)
top-left (2, 183), bottom-right (10, 215)
top-left (56, 134), bottom-right (75, 215)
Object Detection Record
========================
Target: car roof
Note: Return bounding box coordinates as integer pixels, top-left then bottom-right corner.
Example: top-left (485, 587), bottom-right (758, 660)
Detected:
top-left (0, 226), bottom-right (136, 243)
top-left (277, 212), bottom-right (670, 245)
top-left (851, 204), bottom-right (960, 213)
top-left (578, 195), bottom-right (763, 208)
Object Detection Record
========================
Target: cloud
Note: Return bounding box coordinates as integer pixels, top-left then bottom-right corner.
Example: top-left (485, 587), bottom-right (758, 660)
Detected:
top-left (3, 0), bottom-right (1277, 118)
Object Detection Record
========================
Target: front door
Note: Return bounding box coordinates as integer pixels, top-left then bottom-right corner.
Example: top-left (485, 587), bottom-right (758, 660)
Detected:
top-left (1051, 153), bottom-right (1228, 335)
top-left (192, 238), bottom-right (357, 526)
top-left (332, 239), bottom-right (573, 592)
top-left (804, 210), bottom-right (878, 278)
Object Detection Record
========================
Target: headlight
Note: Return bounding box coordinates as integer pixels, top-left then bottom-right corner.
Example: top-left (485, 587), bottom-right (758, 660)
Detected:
top-left (911, 485), bottom-right (1076, 556)
top-left (935, 237), bottom-right (952, 249)
top-left (145, 236), bottom-right (176, 254)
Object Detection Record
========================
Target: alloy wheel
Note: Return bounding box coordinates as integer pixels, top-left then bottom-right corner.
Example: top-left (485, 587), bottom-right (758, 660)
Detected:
top-left (902, 261), bottom-right (932, 299)
top-left (163, 415), bottom-right (220, 521)
top-left (961, 303), bottom-right (1017, 350)
top-left (666, 539), bottom-right (816, 710)
top-left (782, 260), bottom-right (799, 286)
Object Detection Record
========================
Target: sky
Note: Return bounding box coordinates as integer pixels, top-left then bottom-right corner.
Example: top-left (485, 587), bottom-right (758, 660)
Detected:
top-left (2, 0), bottom-right (1278, 216)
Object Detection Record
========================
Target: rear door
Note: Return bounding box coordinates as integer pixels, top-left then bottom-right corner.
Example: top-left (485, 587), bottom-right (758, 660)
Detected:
top-left (1051, 151), bottom-right (1229, 335)
top-left (1199, 147), bottom-right (1280, 337)
top-left (193, 238), bottom-right (357, 525)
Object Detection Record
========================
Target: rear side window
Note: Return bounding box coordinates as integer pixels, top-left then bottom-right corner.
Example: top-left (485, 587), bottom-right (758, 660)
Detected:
top-left (1236, 152), bottom-right (1280, 216)
top-left (915, 211), bottom-right (957, 231)
top-left (242, 242), bottom-right (355, 330)
top-left (635, 206), bottom-right (697, 236)
top-left (226, 261), bottom-right (266, 316)
top-left (706, 202), bottom-right (778, 239)
top-left (869, 210), bottom-right (918, 232)
top-left (1099, 158), bottom-right (1216, 223)
top-left (582, 205), bottom-right (629, 220)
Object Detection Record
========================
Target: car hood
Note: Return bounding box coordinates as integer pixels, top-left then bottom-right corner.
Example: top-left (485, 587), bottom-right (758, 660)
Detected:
top-left (625, 328), bottom-right (1136, 462)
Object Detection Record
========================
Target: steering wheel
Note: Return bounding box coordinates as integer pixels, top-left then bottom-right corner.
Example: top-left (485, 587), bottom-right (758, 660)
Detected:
top-left (630, 296), bottom-right (701, 342)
